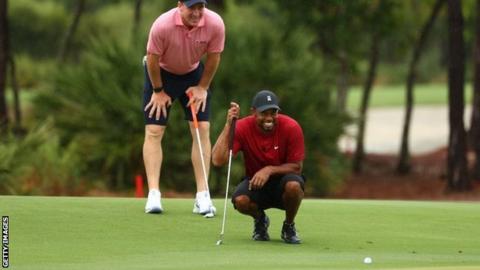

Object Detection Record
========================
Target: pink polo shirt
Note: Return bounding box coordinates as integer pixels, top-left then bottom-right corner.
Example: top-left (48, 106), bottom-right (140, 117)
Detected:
top-left (146, 7), bottom-right (225, 75)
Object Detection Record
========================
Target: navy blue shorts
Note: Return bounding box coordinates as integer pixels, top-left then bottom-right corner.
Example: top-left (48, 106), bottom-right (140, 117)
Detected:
top-left (143, 62), bottom-right (211, 126)
top-left (231, 174), bottom-right (305, 210)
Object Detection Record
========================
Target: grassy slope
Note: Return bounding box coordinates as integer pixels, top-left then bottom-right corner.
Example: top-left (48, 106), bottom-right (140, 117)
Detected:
top-left (347, 83), bottom-right (473, 110)
top-left (1, 196), bottom-right (480, 270)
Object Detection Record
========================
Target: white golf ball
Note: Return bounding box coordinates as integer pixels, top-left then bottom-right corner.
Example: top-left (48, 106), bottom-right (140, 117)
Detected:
top-left (363, 257), bottom-right (372, 264)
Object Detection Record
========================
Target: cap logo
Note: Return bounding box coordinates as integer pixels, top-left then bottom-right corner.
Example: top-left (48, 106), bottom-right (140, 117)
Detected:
top-left (267, 96), bottom-right (272, 102)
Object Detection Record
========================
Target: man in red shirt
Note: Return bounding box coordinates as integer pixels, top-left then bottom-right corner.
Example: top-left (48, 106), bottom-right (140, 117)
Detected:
top-left (212, 90), bottom-right (305, 244)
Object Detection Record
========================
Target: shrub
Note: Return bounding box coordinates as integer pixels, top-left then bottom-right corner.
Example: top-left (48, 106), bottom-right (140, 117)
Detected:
top-left (0, 121), bottom-right (84, 195)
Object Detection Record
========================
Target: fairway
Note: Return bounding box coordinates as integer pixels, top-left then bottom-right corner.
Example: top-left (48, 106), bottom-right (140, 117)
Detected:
top-left (347, 83), bottom-right (473, 110)
top-left (1, 196), bottom-right (480, 270)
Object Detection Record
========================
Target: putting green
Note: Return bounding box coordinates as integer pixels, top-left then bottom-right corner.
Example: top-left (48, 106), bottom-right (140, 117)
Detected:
top-left (1, 196), bottom-right (479, 270)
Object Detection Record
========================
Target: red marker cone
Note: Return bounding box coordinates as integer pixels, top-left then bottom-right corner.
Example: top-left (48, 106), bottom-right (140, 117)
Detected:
top-left (135, 175), bottom-right (144, 198)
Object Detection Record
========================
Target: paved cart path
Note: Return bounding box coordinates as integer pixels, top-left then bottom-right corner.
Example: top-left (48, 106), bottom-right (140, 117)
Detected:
top-left (339, 105), bottom-right (473, 154)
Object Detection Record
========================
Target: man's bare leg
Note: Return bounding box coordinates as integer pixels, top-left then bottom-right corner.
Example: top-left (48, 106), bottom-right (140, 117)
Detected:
top-left (143, 124), bottom-right (166, 213)
top-left (189, 121), bottom-right (211, 191)
top-left (283, 181), bottom-right (304, 224)
top-left (189, 121), bottom-right (214, 214)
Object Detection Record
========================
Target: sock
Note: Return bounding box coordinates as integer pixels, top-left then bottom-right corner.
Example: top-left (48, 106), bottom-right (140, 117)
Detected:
top-left (196, 190), bottom-right (210, 200)
top-left (149, 189), bottom-right (160, 195)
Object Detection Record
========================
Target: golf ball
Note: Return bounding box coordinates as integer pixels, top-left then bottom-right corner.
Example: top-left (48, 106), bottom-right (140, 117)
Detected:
top-left (363, 257), bottom-right (372, 264)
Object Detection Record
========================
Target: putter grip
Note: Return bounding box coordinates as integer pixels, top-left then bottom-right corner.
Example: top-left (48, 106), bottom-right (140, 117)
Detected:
top-left (228, 118), bottom-right (237, 150)
top-left (187, 92), bottom-right (199, 128)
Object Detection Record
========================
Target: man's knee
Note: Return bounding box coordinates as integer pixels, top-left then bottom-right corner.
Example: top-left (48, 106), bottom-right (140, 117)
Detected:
top-left (197, 121), bottom-right (210, 130)
top-left (145, 125), bottom-right (165, 141)
top-left (196, 122), bottom-right (210, 136)
top-left (284, 181), bottom-right (304, 197)
top-left (233, 195), bottom-right (251, 212)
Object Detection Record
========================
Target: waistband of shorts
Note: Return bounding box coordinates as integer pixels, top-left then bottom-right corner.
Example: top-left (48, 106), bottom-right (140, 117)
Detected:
top-left (161, 63), bottom-right (203, 80)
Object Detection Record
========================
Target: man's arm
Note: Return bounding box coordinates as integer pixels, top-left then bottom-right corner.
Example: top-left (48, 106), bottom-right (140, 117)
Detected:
top-left (146, 53), bottom-right (162, 89)
top-left (211, 123), bottom-right (231, 167)
top-left (249, 162), bottom-right (303, 190)
top-left (212, 102), bottom-right (240, 166)
top-left (263, 162), bottom-right (303, 176)
top-left (198, 52), bottom-right (221, 90)
top-left (187, 52), bottom-right (222, 113)
top-left (144, 53), bottom-right (172, 120)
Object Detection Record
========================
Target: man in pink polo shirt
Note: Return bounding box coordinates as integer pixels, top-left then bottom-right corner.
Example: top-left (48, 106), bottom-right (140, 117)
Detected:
top-left (143, 0), bottom-right (225, 216)
top-left (212, 90), bottom-right (306, 244)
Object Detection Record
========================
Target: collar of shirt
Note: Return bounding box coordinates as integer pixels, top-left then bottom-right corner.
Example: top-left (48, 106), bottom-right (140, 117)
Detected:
top-left (174, 8), bottom-right (206, 30)
top-left (250, 119), bottom-right (278, 139)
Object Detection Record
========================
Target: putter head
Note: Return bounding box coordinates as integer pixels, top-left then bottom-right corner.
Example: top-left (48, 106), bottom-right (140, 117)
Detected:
top-left (216, 234), bottom-right (224, 245)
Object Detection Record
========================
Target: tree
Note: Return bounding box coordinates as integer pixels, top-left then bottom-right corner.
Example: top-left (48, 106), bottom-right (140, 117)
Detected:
top-left (8, 56), bottom-right (22, 134)
top-left (470, 0), bottom-right (480, 181)
top-left (397, 0), bottom-right (445, 174)
top-left (446, 0), bottom-right (470, 191)
top-left (352, 33), bottom-right (380, 173)
top-left (58, 0), bottom-right (86, 63)
top-left (352, 0), bottom-right (396, 173)
top-left (132, 0), bottom-right (143, 45)
top-left (0, 0), bottom-right (8, 133)
top-left (275, 0), bottom-right (372, 113)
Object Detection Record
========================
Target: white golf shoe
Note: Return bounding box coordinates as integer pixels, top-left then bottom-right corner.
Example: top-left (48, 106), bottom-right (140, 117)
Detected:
top-left (145, 189), bottom-right (163, 214)
top-left (193, 191), bottom-right (216, 216)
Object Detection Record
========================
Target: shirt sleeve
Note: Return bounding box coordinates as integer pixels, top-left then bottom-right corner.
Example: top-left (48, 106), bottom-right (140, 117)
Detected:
top-left (146, 19), bottom-right (165, 56)
top-left (207, 16), bottom-right (225, 53)
top-left (232, 124), bottom-right (242, 155)
top-left (286, 123), bottom-right (305, 163)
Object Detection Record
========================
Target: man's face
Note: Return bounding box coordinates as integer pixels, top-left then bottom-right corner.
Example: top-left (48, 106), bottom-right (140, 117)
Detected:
top-left (178, 2), bottom-right (205, 29)
top-left (254, 108), bottom-right (279, 133)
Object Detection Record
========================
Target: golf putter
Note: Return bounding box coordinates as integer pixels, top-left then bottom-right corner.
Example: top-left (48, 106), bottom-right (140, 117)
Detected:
top-left (216, 117), bottom-right (237, 245)
top-left (188, 92), bottom-right (214, 218)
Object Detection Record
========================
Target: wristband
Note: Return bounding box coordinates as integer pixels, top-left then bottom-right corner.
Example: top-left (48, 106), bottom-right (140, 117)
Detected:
top-left (153, 86), bottom-right (164, 93)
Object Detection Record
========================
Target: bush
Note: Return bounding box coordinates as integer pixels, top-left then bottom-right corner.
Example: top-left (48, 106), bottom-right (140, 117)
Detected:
top-left (0, 121), bottom-right (84, 195)
top-left (12, 54), bottom-right (58, 89)
top-left (33, 39), bottom-right (147, 190)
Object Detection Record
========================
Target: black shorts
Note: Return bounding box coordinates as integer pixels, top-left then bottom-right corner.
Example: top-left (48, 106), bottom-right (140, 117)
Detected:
top-left (143, 62), bottom-right (211, 126)
top-left (231, 174), bottom-right (305, 210)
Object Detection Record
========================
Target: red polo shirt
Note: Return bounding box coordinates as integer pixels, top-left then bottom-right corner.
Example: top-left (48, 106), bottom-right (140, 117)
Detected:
top-left (233, 114), bottom-right (305, 177)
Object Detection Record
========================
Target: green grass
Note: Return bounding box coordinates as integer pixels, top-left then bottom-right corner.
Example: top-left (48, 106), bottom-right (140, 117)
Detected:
top-left (1, 196), bottom-right (480, 270)
top-left (347, 83), bottom-right (474, 110)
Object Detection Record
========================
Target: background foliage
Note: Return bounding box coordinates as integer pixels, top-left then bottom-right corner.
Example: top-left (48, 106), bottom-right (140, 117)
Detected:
top-left (2, 0), bottom-right (477, 196)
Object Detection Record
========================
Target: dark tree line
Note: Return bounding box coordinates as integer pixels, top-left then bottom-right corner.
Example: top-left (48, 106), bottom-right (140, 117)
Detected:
top-left (350, 0), bottom-right (479, 191)
top-left (0, 0), bottom-right (8, 134)
top-left (471, 0), bottom-right (480, 181)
